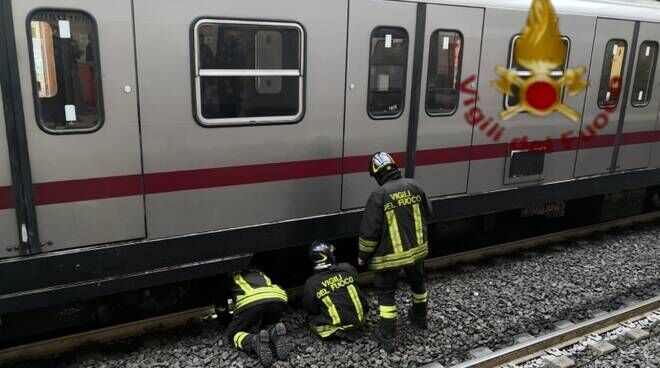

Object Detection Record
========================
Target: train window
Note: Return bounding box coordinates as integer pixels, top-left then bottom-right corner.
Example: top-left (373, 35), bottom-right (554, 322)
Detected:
top-left (28, 10), bottom-right (102, 133)
top-left (597, 39), bottom-right (627, 110)
top-left (631, 41), bottom-right (658, 107)
top-left (505, 35), bottom-right (570, 109)
top-left (426, 30), bottom-right (463, 116)
top-left (193, 20), bottom-right (304, 126)
top-left (368, 27), bottom-right (409, 119)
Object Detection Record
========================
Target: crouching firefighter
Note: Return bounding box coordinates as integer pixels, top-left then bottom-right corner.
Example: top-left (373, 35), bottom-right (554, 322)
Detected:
top-left (303, 241), bottom-right (369, 340)
top-left (358, 152), bottom-right (433, 352)
top-left (225, 269), bottom-right (290, 367)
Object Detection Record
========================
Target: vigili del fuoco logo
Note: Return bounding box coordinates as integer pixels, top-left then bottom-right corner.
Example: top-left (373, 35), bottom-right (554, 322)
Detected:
top-left (491, 0), bottom-right (588, 122)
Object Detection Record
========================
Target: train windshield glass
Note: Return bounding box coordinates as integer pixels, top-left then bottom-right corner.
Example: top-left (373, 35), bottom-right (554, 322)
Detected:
top-left (28, 10), bottom-right (102, 133)
top-left (597, 39), bottom-right (627, 110)
top-left (505, 35), bottom-right (570, 109)
top-left (367, 27), bottom-right (409, 119)
top-left (194, 20), bottom-right (303, 125)
top-left (631, 41), bottom-right (658, 107)
top-left (426, 30), bottom-right (463, 116)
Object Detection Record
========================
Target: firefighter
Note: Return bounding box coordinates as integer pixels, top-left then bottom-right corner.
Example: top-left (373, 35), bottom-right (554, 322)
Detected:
top-left (224, 269), bottom-right (290, 367)
top-left (303, 241), bottom-right (369, 341)
top-left (357, 152), bottom-right (433, 352)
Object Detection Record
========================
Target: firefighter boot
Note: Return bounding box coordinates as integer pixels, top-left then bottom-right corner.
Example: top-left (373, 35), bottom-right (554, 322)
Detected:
top-left (373, 318), bottom-right (396, 353)
top-left (336, 328), bottom-right (363, 342)
top-left (268, 322), bottom-right (290, 360)
top-left (409, 302), bottom-right (428, 330)
top-left (243, 330), bottom-right (274, 367)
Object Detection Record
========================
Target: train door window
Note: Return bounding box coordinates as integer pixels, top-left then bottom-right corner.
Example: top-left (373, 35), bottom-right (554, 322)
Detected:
top-left (368, 27), bottom-right (409, 119)
top-left (28, 10), bottom-right (103, 133)
top-left (426, 30), bottom-right (463, 116)
top-left (504, 35), bottom-right (570, 108)
top-left (597, 39), bottom-right (627, 109)
top-left (631, 41), bottom-right (658, 107)
top-left (193, 19), bottom-right (304, 126)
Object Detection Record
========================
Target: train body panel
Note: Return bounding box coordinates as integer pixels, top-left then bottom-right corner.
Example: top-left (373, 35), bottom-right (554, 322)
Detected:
top-left (0, 84), bottom-right (19, 258)
top-left (145, 177), bottom-right (341, 239)
top-left (467, 8), bottom-right (595, 193)
top-left (651, 110), bottom-right (660, 168)
top-left (4, 0), bottom-right (660, 315)
top-left (414, 4), bottom-right (483, 199)
top-left (133, 0), bottom-right (347, 236)
top-left (614, 22), bottom-right (660, 172)
top-left (341, 0), bottom-right (416, 210)
top-left (11, 0), bottom-right (145, 251)
top-left (574, 18), bottom-right (635, 177)
top-left (415, 0), bottom-right (660, 23)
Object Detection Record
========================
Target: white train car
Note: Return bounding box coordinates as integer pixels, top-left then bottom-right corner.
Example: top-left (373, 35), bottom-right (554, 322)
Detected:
top-left (1, 0), bottom-right (660, 318)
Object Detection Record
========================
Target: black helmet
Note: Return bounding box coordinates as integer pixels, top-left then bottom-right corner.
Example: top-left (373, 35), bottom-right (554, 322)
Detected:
top-left (309, 241), bottom-right (336, 271)
top-left (369, 152), bottom-right (400, 185)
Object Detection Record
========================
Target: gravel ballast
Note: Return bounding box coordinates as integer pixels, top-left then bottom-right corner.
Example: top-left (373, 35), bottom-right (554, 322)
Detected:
top-left (585, 332), bottom-right (660, 367)
top-left (15, 222), bottom-right (660, 368)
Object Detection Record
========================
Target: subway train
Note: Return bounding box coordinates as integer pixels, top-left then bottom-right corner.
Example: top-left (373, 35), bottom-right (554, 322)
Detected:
top-left (2, 0), bottom-right (660, 322)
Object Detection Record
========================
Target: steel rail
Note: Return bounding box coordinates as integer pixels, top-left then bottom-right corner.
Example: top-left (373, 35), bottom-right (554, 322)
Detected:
top-left (434, 296), bottom-right (660, 368)
top-left (3, 211), bottom-right (660, 364)
top-left (0, 306), bottom-right (216, 364)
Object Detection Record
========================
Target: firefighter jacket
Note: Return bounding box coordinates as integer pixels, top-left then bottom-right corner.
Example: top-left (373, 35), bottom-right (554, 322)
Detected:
top-left (302, 263), bottom-right (369, 338)
top-left (229, 270), bottom-right (288, 312)
top-left (358, 177), bottom-right (433, 271)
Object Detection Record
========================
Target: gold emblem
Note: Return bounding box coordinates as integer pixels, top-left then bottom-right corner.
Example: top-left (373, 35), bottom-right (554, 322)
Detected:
top-left (492, 0), bottom-right (588, 122)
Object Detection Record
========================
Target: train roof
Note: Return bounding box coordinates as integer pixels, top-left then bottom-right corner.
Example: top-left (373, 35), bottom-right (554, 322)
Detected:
top-left (400, 0), bottom-right (660, 23)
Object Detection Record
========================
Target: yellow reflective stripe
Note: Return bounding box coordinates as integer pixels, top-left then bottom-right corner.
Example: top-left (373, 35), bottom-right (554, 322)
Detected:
top-left (233, 331), bottom-right (250, 349)
top-left (311, 323), bottom-right (357, 338)
top-left (413, 203), bottom-right (424, 246)
top-left (235, 287), bottom-right (288, 310)
top-left (368, 242), bottom-right (428, 271)
top-left (379, 305), bottom-right (397, 319)
top-left (233, 274), bottom-right (253, 293)
top-left (347, 284), bottom-right (364, 322)
top-left (386, 210), bottom-right (404, 254)
top-left (358, 237), bottom-right (377, 253)
top-left (322, 296), bottom-right (341, 325)
top-left (412, 291), bottom-right (428, 303)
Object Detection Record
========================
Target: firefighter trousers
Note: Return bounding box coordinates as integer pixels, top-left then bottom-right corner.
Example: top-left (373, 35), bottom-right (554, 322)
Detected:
top-left (373, 260), bottom-right (428, 337)
top-left (225, 301), bottom-right (285, 351)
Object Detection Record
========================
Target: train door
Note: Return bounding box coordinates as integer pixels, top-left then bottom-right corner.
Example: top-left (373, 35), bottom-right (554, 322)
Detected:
top-left (11, 1), bottom-right (145, 251)
top-left (574, 19), bottom-right (635, 177)
top-left (341, 0), bottom-right (416, 209)
top-left (0, 84), bottom-right (20, 258)
top-left (614, 22), bottom-right (660, 171)
top-left (414, 5), bottom-right (483, 198)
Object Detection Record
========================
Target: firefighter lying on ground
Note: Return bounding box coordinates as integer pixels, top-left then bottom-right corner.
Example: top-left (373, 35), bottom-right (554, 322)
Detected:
top-left (357, 152), bottom-right (433, 353)
top-left (224, 269), bottom-right (290, 367)
top-left (302, 241), bottom-right (369, 340)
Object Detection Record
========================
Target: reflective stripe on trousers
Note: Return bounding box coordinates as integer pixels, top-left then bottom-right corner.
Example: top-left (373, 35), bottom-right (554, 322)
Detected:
top-left (379, 305), bottom-right (397, 319)
top-left (233, 331), bottom-right (250, 349)
top-left (412, 291), bottom-right (428, 303)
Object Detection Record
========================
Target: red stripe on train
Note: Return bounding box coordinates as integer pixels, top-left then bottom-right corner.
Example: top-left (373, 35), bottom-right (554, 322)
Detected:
top-left (0, 129), bottom-right (657, 209)
top-left (34, 175), bottom-right (143, 206)
top-left (620, 130), bottom-right (660, 145)
top-left (144, 157), bottom-right (341, 194)
top-left (0, 186), bottom-right (13, 210)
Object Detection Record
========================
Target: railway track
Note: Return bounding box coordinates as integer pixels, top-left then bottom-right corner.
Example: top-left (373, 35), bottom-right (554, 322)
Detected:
top-left (2, 211), bottom-right (660, 365)
top-left (431, 296), bottom-right (660, 368)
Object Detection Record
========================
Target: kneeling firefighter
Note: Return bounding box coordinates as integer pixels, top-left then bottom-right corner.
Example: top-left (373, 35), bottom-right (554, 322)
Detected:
top-left (225, 269), bottom-right (290, 367)
top-left (302, 241), bottom-right (369, 340)
top-left (358, 152), bottom-right (433, 352)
